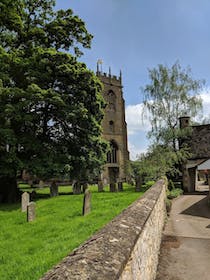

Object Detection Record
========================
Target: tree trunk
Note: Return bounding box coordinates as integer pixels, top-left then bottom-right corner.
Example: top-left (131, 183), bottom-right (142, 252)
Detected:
top-left (0, 176), bottom-right (20, 203)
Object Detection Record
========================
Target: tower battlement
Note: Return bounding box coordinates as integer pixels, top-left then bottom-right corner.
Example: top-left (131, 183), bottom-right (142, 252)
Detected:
top-left (96, 71), bottom-right (121, 82)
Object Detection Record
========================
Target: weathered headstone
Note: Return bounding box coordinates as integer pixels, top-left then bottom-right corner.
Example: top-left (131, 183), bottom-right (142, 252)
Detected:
top-left (39, 180), bottom-right (44, 188)
top-left (50, 181), bottom-right (58, 197)
top-left (135, 175), bottom-right (142, 192)
top-left (98, 180), bottom-right (104, 192)
top-left (27, 202), bottom-right (36, 222)
top-left (117, 182), bottom-right (123, 192)
top-left (21, 192), bottom-right (30, 212)
top-left (83, 189), bottom-right (91, 215)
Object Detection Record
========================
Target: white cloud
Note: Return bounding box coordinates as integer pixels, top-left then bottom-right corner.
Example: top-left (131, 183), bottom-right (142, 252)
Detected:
top-left (125, 103), bottom-right (151, 135)
top-left (193, 87), bottom-right (210, 122)
top-left (128, 141), bottom-right (147, 161)
top-left (200, 88), bottom-right (210, 117)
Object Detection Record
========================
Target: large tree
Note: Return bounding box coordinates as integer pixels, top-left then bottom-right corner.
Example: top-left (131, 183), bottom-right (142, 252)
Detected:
top-left (142, 62), bottom-right (203, 179)
top-left (0, 0), bottom-right (107, 202)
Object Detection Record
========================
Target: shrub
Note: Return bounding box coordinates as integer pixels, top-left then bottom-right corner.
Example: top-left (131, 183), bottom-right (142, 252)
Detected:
top-left (167, 188), bottom-right (183, 199)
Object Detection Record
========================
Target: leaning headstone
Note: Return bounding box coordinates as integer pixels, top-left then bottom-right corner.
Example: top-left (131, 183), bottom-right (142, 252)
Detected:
top-left (21, 192), bottom-right (30, 212)
top-left (50, 181), bottom-right (58, 197)
top-left (118, 182), bottom-right (123, 192)
top-left (83, 189), bottom-right (91, 216)
top-left (27, 202), bottom-right (36, 222)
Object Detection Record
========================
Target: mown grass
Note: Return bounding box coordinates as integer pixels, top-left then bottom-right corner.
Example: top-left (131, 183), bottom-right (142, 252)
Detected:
top-left (0, 183), bottom-right (146, 280)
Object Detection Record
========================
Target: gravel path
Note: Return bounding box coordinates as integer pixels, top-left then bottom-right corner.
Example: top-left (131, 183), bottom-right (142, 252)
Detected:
top-left (156, 194), bottom-right (210, 280)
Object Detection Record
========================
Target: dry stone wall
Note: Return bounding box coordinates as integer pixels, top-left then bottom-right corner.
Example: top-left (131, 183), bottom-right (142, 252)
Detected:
top-left (41, 179), bottom-right (166, 280)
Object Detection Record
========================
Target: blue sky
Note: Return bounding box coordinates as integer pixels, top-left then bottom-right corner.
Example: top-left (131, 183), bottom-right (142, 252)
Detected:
top-left (56, 0), bottom-right (210, 159)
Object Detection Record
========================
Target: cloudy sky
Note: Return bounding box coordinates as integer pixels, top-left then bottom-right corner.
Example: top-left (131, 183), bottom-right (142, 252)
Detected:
top-left (56, 0), bottom-right (210, 159)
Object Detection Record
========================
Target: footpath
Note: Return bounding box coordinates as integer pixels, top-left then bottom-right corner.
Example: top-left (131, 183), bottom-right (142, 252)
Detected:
top-left (156, 193), bottom-right (210, 280)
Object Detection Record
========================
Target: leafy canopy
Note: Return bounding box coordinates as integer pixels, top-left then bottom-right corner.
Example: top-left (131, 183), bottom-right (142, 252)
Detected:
top-left (0, 0), bottom-right (107, 185)
top-left (143, 62), bottom-right (203, 148)
top-left (137, 62), bottom-right (204, 180)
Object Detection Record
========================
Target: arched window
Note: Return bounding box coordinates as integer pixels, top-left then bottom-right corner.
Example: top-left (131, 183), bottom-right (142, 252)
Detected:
top-left (107, 140), bottom-right (118, 163)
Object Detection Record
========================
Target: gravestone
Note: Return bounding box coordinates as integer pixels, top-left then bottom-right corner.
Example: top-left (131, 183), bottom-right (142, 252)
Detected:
top-left (117, 182), bottom-right (123, 192)
top-left (21, 192), bottom-right (30, 212)
top-left (135, 175), bottom-right (142, 192)
top-left (27, 202), bottom-right (36, 222)
top-left (98, 180), bottom-right (104, 192)
top-left (50, 181), bottom-right (58, 197)
top-left (39, 180), bottom-right (44, 188)
top-left (83, 189), bottom-right (91, 216)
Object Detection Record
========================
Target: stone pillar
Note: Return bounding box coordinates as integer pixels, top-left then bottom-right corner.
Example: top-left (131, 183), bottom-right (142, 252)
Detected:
top-left (21, 192), bottom-right (30, 212)
top-left (83, 189), bottom-right (91, 215)
top-left (27, 202), bottom-right (36, 222)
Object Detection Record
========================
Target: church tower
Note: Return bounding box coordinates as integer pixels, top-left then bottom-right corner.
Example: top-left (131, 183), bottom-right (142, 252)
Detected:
top-left (97, 66), bottom-right (129, 190)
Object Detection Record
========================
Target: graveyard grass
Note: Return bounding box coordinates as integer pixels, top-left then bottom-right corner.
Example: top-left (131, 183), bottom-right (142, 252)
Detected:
top-left (0, 184), bottom-right (147, 280)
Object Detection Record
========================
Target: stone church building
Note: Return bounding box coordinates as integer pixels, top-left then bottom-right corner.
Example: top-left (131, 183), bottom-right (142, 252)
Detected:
top-left (180, 116), bottom-right (210, 192)
top-left (96, 67), bottom-right (129, 189)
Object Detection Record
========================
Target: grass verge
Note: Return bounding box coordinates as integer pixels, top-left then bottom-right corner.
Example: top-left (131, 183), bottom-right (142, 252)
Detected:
top-left (0, 184), bottom-right (145, 280)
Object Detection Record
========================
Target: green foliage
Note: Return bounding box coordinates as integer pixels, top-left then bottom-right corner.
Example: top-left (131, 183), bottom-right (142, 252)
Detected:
top-left (140, 62), bottom-right (204, 180)
top-left (132, 143), bottom-right (191, 182)
top-left (0, 0), bottom-right (107, 201)
top-left (143, 62), bottom-right (203, 148)
top-left (167, 188), bottom-right (183, 199)
top-left (0, 184), bottom-right (143, 280)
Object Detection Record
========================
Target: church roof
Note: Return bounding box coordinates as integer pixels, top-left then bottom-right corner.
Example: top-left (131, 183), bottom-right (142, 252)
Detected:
top-left (197, 159), bottom-right (210, 170)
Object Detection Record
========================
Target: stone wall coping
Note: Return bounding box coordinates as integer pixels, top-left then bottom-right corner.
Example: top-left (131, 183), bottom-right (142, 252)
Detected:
top-left (41, 179), bottom-right (166, 280)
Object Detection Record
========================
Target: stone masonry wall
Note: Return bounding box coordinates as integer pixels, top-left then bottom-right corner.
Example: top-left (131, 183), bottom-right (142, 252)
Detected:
top-left (41, 179), bottom-right (166, 280)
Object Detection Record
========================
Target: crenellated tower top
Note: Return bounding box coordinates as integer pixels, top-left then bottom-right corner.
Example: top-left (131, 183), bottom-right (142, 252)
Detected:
top-left (96, 60), bottom-right (122, 84)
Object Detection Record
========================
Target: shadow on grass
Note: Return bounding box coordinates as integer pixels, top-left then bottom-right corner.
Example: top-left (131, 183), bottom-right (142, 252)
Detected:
top-left (0, 203), bottom-right (20, 211)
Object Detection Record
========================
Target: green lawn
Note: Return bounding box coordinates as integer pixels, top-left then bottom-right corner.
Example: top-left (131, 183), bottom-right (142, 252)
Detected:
top-left (0, 184), bottom-right (145, 280)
